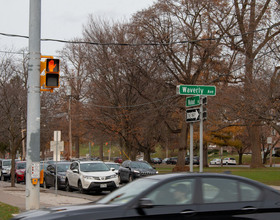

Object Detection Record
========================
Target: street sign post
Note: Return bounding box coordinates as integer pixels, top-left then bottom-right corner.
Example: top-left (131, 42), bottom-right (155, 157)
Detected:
top-left (177, 85), bottom-right (216, 96)
top-left (178, 85), bottom-right (215, 173)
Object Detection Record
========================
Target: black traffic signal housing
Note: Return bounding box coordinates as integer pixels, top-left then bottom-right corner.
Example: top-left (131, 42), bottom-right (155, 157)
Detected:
top-left (45, 59), bottom-right (60, 88)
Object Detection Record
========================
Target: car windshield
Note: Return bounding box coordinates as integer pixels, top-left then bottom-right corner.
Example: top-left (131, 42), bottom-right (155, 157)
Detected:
top-left (106, 164), bottom-right (120, 170)
top-left (3, 161), bottom-right (11, 166)
top-left (97, 178), bottom-right (159, 205)
top-left (56, 163), bottom-right (70, 172)
top-left (80, 163), bottom-right (110, 172)
top-left (131, 162), bottom-right (153, 169)
top-left (40, 163), bottom-right (48, 170)
top-left (17, 163), bottom-right (26, 169)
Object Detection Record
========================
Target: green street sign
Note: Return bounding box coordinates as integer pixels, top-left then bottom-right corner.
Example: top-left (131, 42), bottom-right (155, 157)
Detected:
top-left (177, 85), bottom-right (216, 96)
top-left (186, 96), bottom-right (200, 107)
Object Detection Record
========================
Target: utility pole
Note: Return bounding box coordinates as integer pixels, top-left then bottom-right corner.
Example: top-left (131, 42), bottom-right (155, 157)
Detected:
top-left (67, 85), bottom-right (72, 158)
top-left (26, 0), bottom-right (41, 210)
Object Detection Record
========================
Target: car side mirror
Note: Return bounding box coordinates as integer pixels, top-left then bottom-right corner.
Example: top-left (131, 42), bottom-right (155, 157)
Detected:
top-left (138, 198), bottom-right (154, 209)
top-left (110, 168), bottom-right (115, 171)
top-left (73, 169), bottom-right (79, 173)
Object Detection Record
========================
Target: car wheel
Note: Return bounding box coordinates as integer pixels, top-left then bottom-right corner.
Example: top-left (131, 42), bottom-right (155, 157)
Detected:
top-left (78, 181), bottom-right (86, 194)
top-left (65, 179), bottom-right (72, 192)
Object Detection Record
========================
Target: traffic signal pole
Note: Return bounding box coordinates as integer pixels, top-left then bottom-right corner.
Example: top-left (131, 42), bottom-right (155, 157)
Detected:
top-left (26, 0), bottom-right (41, 210)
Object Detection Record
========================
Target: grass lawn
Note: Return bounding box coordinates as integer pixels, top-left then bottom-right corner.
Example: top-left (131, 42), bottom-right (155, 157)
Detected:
top-left (155, 164), bottom-right (280, 186)
top-left (0, 202), bottom-right (19, 220)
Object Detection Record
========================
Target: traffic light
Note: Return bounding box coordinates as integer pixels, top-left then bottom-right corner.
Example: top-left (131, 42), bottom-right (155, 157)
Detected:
top-left (45, 59), bottom-right (60, 88)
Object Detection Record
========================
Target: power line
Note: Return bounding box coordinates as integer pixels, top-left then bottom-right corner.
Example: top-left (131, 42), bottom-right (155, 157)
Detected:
top-left (88, 94), bottom-right (178, 109)
top-left (0, 23), bottom-right (280, 47)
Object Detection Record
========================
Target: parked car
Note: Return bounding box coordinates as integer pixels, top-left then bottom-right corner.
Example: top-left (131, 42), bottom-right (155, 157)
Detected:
top-left (151, 157), bottom-right (162, 164)
top-left (118, 160), bottom-right (158, 183)
top-left (0, 159), bottom-right (14, 181)
top-left (210, 158), bottom-right (221, 165)
top-left (162, 158), bottom-right (170, 164)
top-left (65, 160), bottom-right (119, 193)
top-left (223, 157), bottom-right (237, 165)
top-left (13, 172), bottom-right (280, 220)
top-left (15, 161), bottom-right (26, 183)
top-left (167, 157), bottom-right (177, 165)
top-left (104, 162), bottom-right (120, 175)
top-left (43, 161), bottom-right (71, 189)
top-left (185, 156), bottom-right (200, 165)
top-left (193, 156), bottom-right (200, 165)
top-left (113, 157), bottom-right (123, 163)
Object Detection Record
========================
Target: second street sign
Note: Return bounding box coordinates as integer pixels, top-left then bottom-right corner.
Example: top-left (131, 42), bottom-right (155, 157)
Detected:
top-left (186, 96), bottom-right (200, 107)
top-left (177, 85), bottom-right (216, 96)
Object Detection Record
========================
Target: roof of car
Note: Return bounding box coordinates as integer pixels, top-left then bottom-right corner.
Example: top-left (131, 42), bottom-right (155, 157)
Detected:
top-left (104, 162), bottom-right (119, 164)
top-left (144, 172), bottom-right (274, 188)
top-left (77, 160), bottom-right (104, 164)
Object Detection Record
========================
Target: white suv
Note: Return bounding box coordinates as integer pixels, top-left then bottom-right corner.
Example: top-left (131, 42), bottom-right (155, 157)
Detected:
top-left (65, 161), bottom-right (119, 193)
top-left (222, 157), bottom-right (237, 165)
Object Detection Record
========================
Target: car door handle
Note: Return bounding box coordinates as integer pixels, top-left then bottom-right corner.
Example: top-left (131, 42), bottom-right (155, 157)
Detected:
top-left (180, 210), bottom-right (195, 215)
top-left (242, 207), bottom-right (257, 211)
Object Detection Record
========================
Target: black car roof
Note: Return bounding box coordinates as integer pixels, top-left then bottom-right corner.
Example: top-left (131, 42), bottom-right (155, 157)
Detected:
top-left (143, 172), bottom-right (279, 191)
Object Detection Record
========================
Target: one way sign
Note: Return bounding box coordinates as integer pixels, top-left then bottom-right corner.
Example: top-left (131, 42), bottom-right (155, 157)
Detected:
top-left (186, 108), bottom-right (207, 123)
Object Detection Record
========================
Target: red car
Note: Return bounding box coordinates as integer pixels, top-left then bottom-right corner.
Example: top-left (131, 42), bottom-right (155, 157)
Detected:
top-left (15, 161), bottom-right (26, 183)
top-left (113, 157), bottom-right (123, 164)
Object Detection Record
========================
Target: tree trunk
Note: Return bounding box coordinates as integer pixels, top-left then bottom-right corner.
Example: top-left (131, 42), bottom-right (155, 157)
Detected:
top-left (238, 152), bottom-right (243, 165)
top-left (11, 148), bottom-right (16, 187)
top-left (248, 125), bottom-right (264, 168)
top-left (143, 147), bottom-right (151, 163)
top-left (99, 141), bottom-right (103, 161)
top-left (263, 150), bottom-right (270, 164)
top-left (173, 122), bottom-right (189, 172)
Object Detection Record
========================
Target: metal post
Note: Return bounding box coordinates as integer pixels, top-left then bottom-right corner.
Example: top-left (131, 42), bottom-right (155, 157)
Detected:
top-left (26, 0), bottom-right (41, 210)
top-left (67, 86), bottom-right (72, 159)
top-left (190, 123), bottom-right (194, 172)
top-left (55, 132), bottom-right (58, 196)
top-left (199, 104), bottom-right (203, 172)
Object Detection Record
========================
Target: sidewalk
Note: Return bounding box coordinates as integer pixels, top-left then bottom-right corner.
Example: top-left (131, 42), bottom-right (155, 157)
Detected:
top-left (0, 181), bottom-right (93, 211)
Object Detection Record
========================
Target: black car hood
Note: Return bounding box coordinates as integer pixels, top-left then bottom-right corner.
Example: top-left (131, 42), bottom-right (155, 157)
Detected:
top-left (12, 203), bottom-right (120, 220)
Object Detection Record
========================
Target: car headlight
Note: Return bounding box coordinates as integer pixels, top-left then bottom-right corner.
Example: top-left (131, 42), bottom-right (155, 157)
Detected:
top-left (156, 171), bottom-right (159, 174)
top-left (84, 176), bottom-right (99, 180)
top-left (133, 170), bottom-right (140, 173)
top-left (108, 174), bottom-right (117, 179)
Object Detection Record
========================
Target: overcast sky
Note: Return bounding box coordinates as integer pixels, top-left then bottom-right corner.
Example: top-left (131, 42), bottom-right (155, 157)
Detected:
top-left (0, 0), bottom-right (155, 56)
